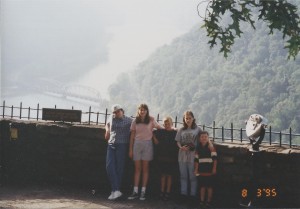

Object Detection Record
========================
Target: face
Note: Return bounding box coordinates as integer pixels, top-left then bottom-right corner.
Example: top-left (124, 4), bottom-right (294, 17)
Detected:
top-left (138, 108), bottom-right (147, 118)
top-left (184, 114), bottom-right (194, 127)
top-left (199, 133), bottom-right (209, 144)
top-left (113, 109), bottom-right (123, 118)
top-left (163, 120), bottom-right (172, 130)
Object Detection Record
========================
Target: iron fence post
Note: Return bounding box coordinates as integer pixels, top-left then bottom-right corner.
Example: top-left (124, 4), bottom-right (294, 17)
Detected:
top-left (231, 123), bottom-right (233, 142)
top-left (279, 131), bottom-right (282, 147)
top-left (175, 116), bottom-right (177, 128)
top-left (96, 112), bottom-right (99, 125)
top-left (28, 107), bottom-right (31, 120)
top-left (2, 100), bottom-right (5, 118)
top-left (222, 126), bottom-right (224, 142)
top-left (88, 106), bottom-right (91, 125)
top-left (290, 128), bottom-right (292, 148)
top-left (11, 105), bottom-right (14, 119)
top-left (37, 103), bottom-right (39, 121)
top-left (213, 121), bottom-right (215, 141)
top-left (104, 108), bottom-right (108, 125)
top-left (240, 128), bottom-right (243, 142)
top-left (20, 102), bottom-right (22, 119)
top-left (269, 126), bottom-right (272, 145)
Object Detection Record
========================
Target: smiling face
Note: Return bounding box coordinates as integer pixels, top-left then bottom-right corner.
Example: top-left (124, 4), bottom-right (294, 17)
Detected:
top-left (138, 107), bottom-right (147, 119)
top-left (163, 119), bottom-right (172, 130)
top-left (113, 109), bottom-right (124, 118)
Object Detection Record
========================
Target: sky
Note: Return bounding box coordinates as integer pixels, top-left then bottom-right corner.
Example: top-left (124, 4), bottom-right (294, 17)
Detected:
top-left (1, 0), bottom-right (204, 100)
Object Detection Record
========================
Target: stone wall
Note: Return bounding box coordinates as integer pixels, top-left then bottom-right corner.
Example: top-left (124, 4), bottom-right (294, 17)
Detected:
top-left (0, 119), bottom-right (299, 207)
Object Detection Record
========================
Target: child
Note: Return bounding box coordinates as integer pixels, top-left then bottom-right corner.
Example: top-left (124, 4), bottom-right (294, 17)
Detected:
top-left (105, 104), bottom-right (132, 200)
top-left (128, 103), bottom-right (163, 200)
top-left (194, 131), bottom-right (217, 208)
top-left (175, 111), bottom-right (202, 203)
top-left (153, 117), bottom-right (177, 201)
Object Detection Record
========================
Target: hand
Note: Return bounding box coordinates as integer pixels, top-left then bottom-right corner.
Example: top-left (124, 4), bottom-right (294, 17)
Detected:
top-left (129, 150), bottom-right (133, 159)
top-left (194, 171), bottom-right (200, 176)
top-left (181, 145), bottom-right (189, 151)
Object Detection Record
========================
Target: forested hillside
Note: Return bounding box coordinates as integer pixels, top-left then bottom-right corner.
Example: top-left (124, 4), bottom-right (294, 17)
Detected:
top-left (108, 20), bottom-right (300, 134)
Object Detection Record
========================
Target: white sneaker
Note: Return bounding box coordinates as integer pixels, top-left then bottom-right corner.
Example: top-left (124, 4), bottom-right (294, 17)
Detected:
top-left (114, 191), bottom-right (123, 199)
top-left (139, 191), bottom-right (146, 200)
top-left (108, 192), bottom-right (115, 200)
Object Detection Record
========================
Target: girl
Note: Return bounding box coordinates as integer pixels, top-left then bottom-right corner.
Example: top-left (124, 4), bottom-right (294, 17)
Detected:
top-left (153, 116), bottom-right (178, 201)
top-left (194, 131), bottom-right (217, 208)
top-left (128, 103), bottom-right (163, 200)
top-left (175, 111), bottom-right (202, 202)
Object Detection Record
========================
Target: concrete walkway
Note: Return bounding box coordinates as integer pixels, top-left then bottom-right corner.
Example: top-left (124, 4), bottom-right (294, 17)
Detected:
top-left (0, 185), bottom-right (208, 209)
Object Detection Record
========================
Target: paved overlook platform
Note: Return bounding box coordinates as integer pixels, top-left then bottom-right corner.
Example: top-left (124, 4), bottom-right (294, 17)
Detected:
top-left (0, 184), bottom-right (238, 209)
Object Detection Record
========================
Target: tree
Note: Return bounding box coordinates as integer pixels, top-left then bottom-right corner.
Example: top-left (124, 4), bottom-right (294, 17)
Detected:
top-left (199, 0), bottom-right (300, 59)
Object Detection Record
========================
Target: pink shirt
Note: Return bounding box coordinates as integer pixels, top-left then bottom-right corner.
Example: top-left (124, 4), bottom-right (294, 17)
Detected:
top-left (130, 116), bottom-right (162, 140)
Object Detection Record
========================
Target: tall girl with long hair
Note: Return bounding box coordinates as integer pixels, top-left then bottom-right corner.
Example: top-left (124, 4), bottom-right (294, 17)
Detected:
top-left (128, 103), bottom-right (163, 200)
top-left (175, 111), bottom-right (202, 203)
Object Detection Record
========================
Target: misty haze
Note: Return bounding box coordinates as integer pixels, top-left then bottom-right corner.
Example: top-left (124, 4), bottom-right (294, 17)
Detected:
top-left (1, 0), bottom-right (300, 143)
top-left (1, 0), bottom-right (200, 111)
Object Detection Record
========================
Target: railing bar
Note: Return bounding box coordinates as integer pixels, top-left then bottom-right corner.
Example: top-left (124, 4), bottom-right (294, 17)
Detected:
top-left (1, 101), bottom-right (300, 147)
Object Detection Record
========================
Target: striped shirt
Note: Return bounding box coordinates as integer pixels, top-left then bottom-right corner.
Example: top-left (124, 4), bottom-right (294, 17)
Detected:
top-left (194, 143), bottom-right (217, 176)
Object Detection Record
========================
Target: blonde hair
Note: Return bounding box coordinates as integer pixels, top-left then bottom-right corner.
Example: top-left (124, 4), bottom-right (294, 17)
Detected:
top-left (163, 116), bottom-right (173, 127)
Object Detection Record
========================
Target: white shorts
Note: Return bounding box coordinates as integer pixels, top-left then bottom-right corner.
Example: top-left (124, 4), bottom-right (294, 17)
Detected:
top-left (133, 140), bottom-right (153, 161)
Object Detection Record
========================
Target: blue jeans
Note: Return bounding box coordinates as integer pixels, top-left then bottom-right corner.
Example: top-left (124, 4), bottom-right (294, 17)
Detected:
top-left (178, 162), bottom-right (198, 196)
top-left (106, 143), bottom-right (128, 191)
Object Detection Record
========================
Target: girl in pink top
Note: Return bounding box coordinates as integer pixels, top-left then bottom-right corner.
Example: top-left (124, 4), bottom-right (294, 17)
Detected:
top-left (128, 103), bottom-right (162, 200)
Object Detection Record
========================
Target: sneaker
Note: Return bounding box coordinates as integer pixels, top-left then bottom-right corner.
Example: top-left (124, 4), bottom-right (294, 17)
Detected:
top-left (128, 192), bottom-right (139, 200)
top-left (199, 201), bottom-right (205, 208)
top-left (139, 191), bottom-right (146, 200)
top-left (108, 192), bottom-right (115, 200)
top-left (206, 201), bottom-right (213, 208)
top-left (114, 191), bottom-right (123, 199)
top-left (163, 193), bottom-right (170, 201)
top-left (159, 192), bottom-right (165, 200)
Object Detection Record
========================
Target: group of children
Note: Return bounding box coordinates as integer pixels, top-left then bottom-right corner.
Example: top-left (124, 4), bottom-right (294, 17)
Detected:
top-left (105, 103), bottom-right (217, 208)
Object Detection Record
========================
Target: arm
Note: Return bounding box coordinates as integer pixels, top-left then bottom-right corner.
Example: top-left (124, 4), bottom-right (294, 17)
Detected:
top-left (194, 162), bottom-right (199, 176)
top-left (152, 117), bottom-right (164, 129)
top-left (129, 130), bottom-right (136, 159)
top-left (194, 150), bottom-right (199, 175)
top-left (153, 135), bottom-right (159, 145)
top-left (212, 159), bottom-right (217, 175)
top-left (104, 123), bottom-right (110, 140)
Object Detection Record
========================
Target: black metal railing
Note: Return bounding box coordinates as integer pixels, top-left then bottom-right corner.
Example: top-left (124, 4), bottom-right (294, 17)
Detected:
top-left (1, 100), bottom-right (299, 147)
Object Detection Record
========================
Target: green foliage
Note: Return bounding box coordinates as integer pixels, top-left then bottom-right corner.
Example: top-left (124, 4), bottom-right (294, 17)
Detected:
top-left (201, 0), bottom-right (300, 59)
top-left (108, 19), bottom-right (300, 134)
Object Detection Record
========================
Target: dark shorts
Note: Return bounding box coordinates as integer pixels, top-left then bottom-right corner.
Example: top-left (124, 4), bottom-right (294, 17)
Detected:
top-left (157, 161), bottom-right (178, 175)
top-left (198, 175), bottom-right (216, 188)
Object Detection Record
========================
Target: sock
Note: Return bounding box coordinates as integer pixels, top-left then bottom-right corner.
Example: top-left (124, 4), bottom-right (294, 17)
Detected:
top-left (141, 187), bottom-right (146, 193)
top-left (134, 187), bottom-right (138, 193)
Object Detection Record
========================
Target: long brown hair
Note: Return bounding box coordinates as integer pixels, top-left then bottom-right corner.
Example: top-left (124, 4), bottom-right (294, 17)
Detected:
top-left (135, 103), bottom-right (150, 124)
top-left (183, 110), bottom-right (197, 129)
